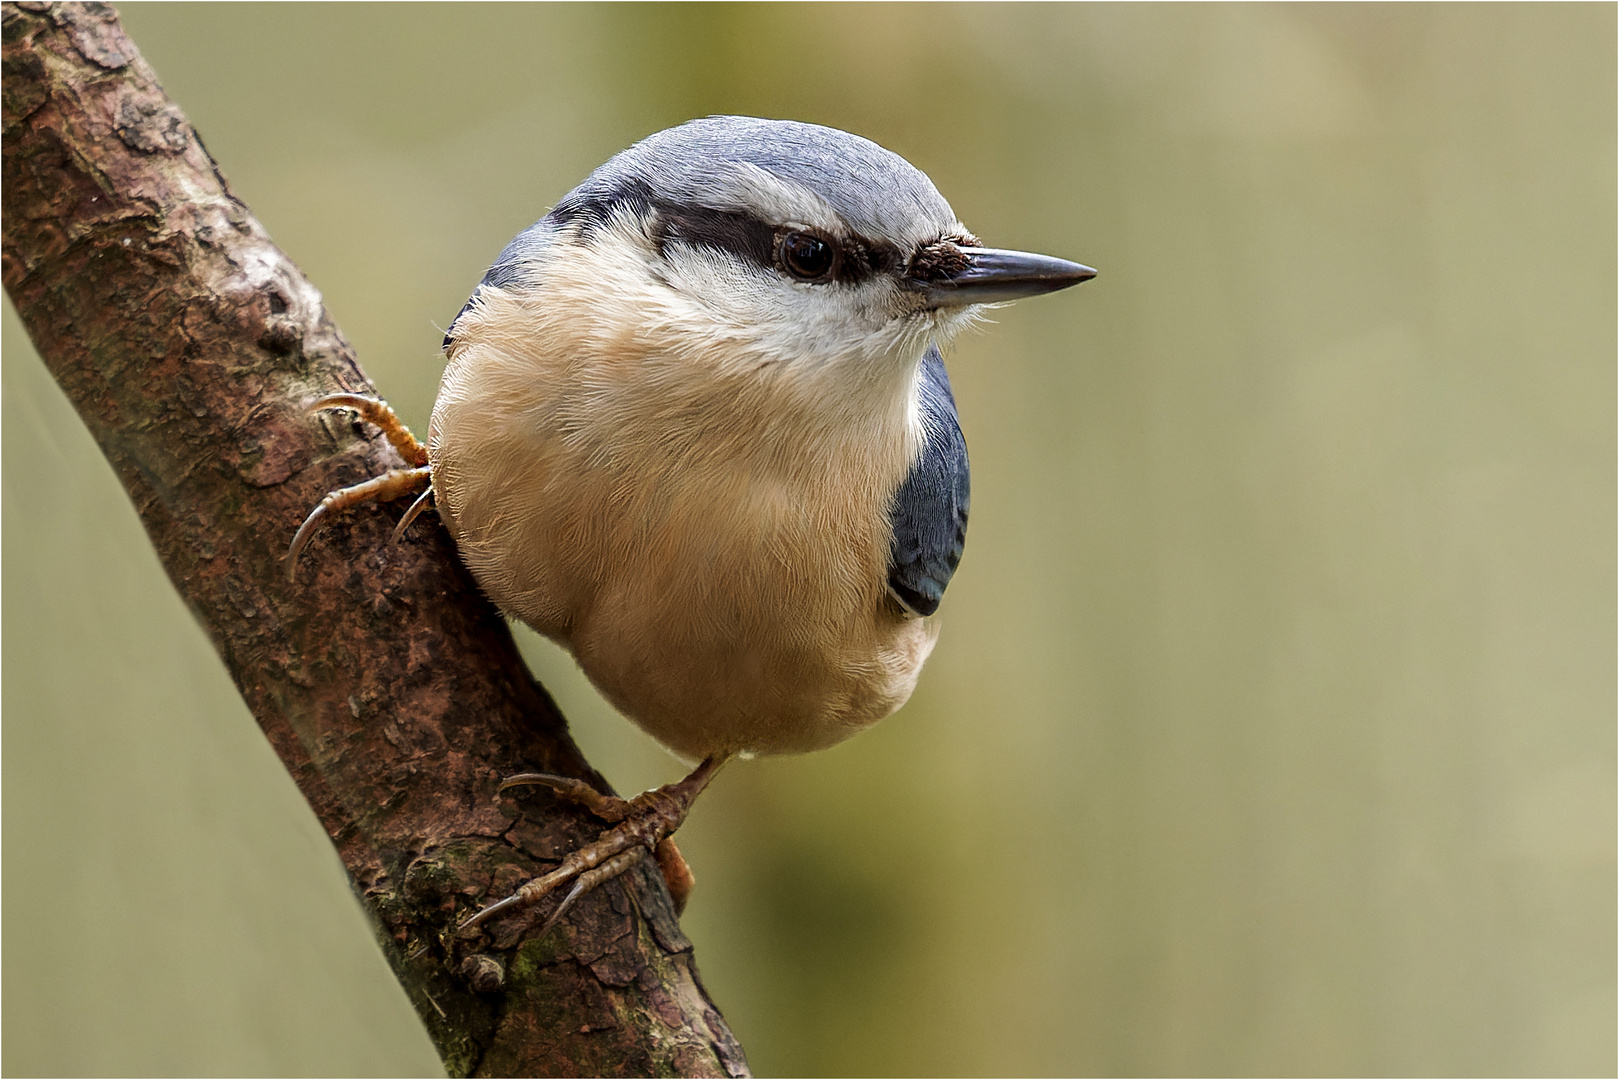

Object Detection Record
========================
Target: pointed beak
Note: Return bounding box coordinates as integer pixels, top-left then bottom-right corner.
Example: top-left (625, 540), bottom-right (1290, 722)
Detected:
top-left (914, 246), bottom-right (1096, 306)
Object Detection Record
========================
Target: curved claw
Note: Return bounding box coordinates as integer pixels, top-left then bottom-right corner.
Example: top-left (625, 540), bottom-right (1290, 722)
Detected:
top-left (390, 484), bottom-right (435, 545)
top-left (459, 890), bottom-right (528, 933)
top-left (285, 466), bottom-right (432, 578)
top-left (538, 848), bottom-right (648, 935)
top-left (458, 854), bottom-right (585, 933)
top-left (538, 879), bottom-right (592, 937)
top-left (287, 495), bottom-right (340, 576)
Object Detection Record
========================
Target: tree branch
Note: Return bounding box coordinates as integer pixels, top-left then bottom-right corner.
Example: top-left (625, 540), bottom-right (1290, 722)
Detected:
top-left (0, 4), bottom-right (747, 1075)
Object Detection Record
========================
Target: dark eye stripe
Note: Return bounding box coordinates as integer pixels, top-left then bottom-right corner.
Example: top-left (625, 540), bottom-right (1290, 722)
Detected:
top-left (653, 206), bottom-right (901, 287)
top-left (553, 178), bottom-right (904, 287)
top-left (656, 206), bottom-right (777, 271)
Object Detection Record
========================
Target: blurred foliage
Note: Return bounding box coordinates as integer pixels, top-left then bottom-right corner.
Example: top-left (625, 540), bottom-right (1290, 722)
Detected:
top-left (4, 3), bottom-right (1613, 1075)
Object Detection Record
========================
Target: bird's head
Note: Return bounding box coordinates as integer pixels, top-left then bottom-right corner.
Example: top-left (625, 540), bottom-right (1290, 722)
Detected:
top-left (454, 117), bottom-right (1093, 412)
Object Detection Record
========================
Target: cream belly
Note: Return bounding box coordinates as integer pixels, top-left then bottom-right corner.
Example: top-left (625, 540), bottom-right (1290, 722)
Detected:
top-left (428, 302), bottom-right (938, 759)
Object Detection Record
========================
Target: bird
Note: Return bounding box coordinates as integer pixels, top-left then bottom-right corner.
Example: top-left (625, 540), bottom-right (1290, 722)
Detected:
top-left (289, 116), bottom-right (1094, 934)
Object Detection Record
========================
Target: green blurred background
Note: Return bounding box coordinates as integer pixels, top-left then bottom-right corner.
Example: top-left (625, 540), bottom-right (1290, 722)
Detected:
top-left (4, 3), bottom-right (1613, 1075)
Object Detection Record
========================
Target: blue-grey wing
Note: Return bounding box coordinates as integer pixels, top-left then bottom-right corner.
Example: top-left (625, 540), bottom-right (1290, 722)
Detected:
top-left (887, 345), bottom-right (970, 617)
top-left (443, 219), bottom-right (562, 349)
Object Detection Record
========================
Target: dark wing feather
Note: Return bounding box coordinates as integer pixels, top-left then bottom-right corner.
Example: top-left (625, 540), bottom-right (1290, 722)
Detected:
top-left (887, 345), bottom-right (970, 616)
top-left (443, 220), bottom-right (562, 349)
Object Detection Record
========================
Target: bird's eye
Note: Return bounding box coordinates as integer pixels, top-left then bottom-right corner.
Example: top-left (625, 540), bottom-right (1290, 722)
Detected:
top-left (778, 232), bottom-right (835, 281)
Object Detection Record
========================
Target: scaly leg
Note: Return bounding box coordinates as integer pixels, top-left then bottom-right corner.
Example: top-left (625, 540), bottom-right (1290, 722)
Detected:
top-left (462, 754), bottom-right (731, 935)
top-left (286, 395), bottom-right (434, 576)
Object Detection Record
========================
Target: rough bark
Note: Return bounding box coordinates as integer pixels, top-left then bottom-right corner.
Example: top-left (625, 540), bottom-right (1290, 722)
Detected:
top-left (0, 4), bottom-right (748, 1076)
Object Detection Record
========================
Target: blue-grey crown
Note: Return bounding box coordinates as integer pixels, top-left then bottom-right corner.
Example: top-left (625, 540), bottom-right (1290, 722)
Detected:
top-left (556, 116), bottom-right (958, 245)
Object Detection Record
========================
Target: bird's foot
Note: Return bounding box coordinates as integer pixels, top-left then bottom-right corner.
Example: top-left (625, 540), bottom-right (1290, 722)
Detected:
top-left (460, 754), bottom-right (729, 936)
top-left (492, 771), bottom-right (700, 913)
top-left (287, 395), bottom-right (435, 575)
top-left (312, 393), bottom-right (429, 466)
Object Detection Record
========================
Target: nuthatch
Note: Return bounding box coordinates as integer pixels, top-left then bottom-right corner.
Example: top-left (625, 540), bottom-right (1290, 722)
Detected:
top-left (291, 116), bottom-right (1094, 932)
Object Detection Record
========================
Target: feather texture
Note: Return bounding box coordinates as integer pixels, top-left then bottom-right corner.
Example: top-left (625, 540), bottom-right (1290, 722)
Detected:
top-left (887, 346), bottom-right (969, 617)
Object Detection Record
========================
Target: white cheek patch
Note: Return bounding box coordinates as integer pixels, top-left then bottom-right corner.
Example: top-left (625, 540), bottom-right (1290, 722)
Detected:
top-left (657, 243), bottom-right (929, 369)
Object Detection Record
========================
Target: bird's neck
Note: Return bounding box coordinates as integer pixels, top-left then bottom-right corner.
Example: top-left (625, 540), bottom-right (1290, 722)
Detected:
top-left (583, 328), bottom-right (928, 491)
